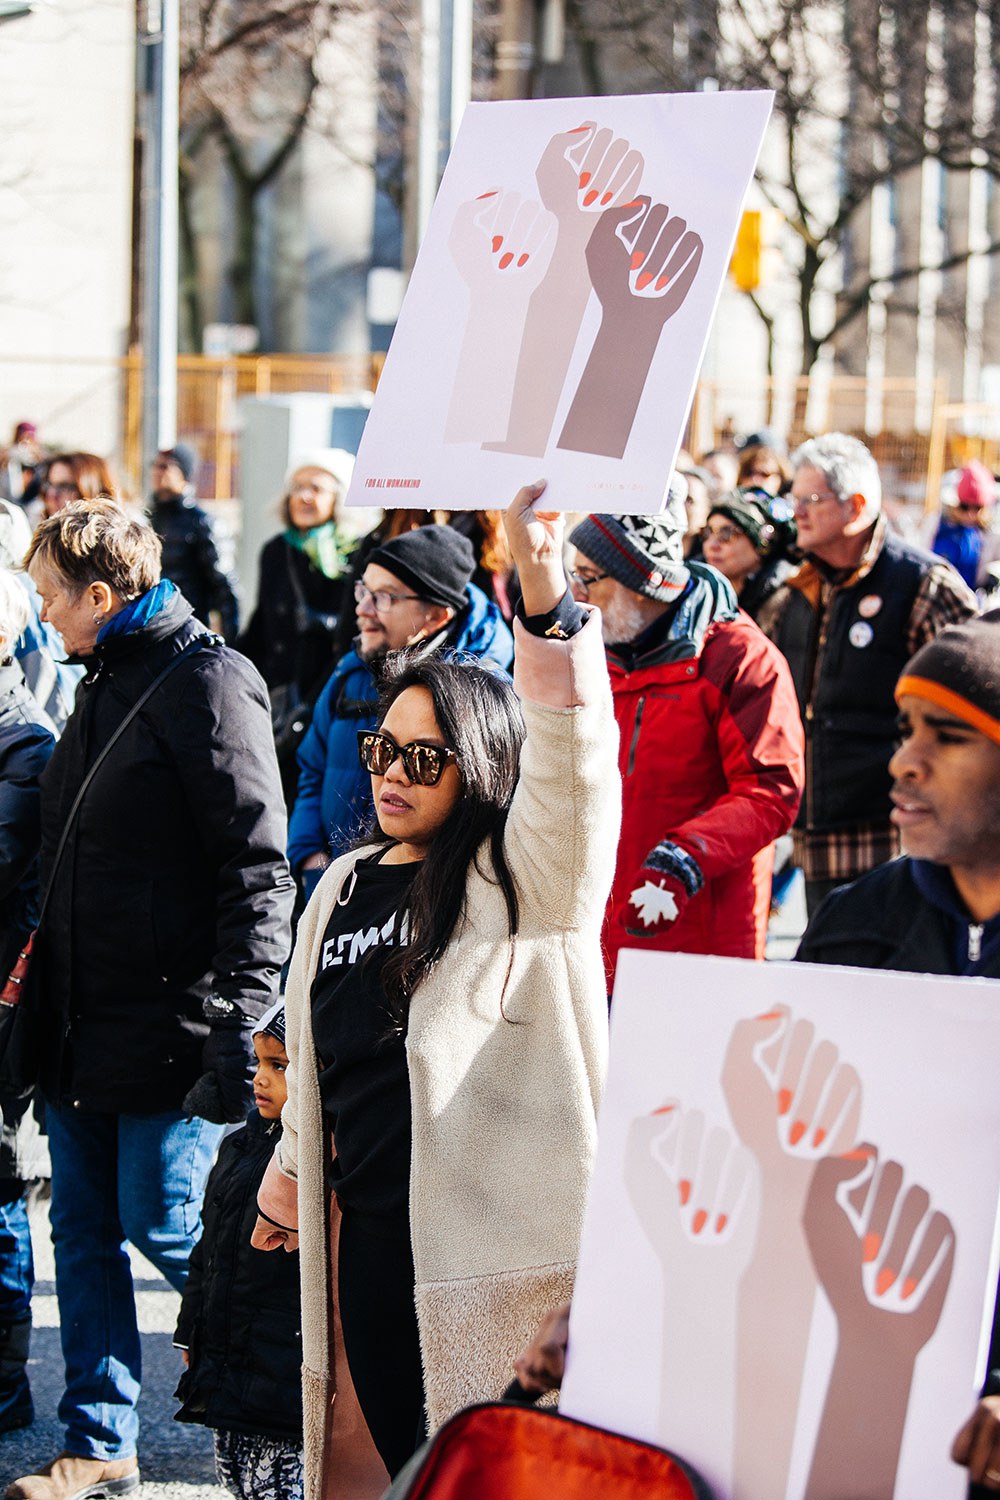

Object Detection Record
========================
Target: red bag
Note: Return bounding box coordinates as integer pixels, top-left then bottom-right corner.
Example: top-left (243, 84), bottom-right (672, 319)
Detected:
top-left (381, 1401), bottom-right (715, 1500)
top-left (1, 931), bottom-right (34, 1007)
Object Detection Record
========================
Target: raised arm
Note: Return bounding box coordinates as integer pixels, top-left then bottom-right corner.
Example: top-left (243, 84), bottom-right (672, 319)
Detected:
top-left (500, 485), bottom-right (621, 931)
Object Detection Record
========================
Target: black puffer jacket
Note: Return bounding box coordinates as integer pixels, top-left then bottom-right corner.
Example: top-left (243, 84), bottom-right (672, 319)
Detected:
top-left (174, 1109), bottom-right (302, 1440)
top-left (0, 663), bottom-right (54, 1182)
top-left (34, 591), bottom-right (294, 1112)
top-left (0, 662), bottom-right (54, 982)
top-left (237, 534), bottom-right (348, 702)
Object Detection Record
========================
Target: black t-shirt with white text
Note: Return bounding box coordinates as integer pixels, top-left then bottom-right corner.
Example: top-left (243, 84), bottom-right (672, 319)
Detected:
top-left (310, 851), bottom-right (418, 1216)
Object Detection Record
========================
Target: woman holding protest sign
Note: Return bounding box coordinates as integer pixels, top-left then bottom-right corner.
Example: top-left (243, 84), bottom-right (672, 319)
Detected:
top-left (253, 482), bottom-right (620, 1489)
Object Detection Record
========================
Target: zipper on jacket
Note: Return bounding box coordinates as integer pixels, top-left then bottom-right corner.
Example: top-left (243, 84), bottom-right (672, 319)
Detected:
top-left (627, 695), bottom-right (647, 776)
top-left (969, 924), bottom-right (984, 963)
top-left (804, 584), bottom-right (831, 831)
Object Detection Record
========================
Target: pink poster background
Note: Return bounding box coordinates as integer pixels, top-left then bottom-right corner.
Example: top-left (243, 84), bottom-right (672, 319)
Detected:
top-left (345, 91), bottom-right (773, 514)
top-left (561, 950), bottom-right (1000, 1500)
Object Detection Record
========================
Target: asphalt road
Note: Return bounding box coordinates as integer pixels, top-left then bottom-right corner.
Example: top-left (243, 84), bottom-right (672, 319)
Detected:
top-left (0, 1198), bottom-right (224, 1500)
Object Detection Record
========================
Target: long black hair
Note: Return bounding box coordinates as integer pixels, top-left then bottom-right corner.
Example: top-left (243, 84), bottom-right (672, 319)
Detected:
top-left (370, 651), bottom-right (525, 1024)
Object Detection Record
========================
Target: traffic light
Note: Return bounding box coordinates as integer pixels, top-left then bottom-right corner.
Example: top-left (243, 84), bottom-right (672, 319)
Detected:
top-left (731, 210), bottom-right (763, 292)
top-left (730, 208), bottom-right (782, 293)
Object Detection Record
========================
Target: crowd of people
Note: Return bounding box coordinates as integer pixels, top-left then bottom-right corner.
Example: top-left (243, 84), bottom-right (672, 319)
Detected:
top-left (0, 416), bottom-right (997, 1498)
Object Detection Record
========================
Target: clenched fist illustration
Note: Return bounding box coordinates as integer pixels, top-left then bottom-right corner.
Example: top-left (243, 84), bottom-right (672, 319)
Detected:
top-left (558, 196), bottom-right (703, 458)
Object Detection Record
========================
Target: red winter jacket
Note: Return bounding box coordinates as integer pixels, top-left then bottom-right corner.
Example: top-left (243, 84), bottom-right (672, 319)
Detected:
top-left (603, 569), bottom-right (804, 987)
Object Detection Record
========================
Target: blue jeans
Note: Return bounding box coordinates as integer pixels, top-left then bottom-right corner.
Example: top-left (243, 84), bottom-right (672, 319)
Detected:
top-left (46, 1102), bottom-right (223, 1460)
top-left (0, 1181), bottom-right (33, 1325)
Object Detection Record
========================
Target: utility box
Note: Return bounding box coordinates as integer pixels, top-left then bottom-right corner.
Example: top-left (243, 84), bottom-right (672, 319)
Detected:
top-left (237, 392), bottom-right (375, 612)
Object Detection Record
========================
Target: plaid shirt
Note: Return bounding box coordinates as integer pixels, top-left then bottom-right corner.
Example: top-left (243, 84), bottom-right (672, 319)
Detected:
top-left (769, 519), bottom-right (977, 883)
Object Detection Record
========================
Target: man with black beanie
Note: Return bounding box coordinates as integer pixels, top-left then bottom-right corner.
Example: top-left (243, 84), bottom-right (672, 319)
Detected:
top-left (795, 611), bottom-right (1000, 1497)
top-left (148, 445), bottom-right (240, 642)
top-left (286, 524), bottom-right (513, 894)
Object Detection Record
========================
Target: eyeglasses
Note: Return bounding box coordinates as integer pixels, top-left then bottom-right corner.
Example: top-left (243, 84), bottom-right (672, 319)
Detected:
top-left (290, 480), bottom-right (337, 497)
top-left (44, 482), bottom-right (80, 497)
top-left (791, 490), bottom-right (843, 511)
top-left (568, 569), bottom-right (610, 590)
top-left (355, 581), bottom-right (423, 613)
top-left (357, 729), bottom-right (457, 786)
top-left (701, 524), bottom-right (745, 544)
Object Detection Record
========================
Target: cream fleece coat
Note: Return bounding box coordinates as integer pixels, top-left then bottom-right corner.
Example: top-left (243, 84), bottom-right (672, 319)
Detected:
top-left (259, 612), bottom-right (621, 1498)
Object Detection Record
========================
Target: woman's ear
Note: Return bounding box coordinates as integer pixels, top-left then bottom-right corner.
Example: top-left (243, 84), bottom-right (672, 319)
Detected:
top-left (88, 580), bottom-right (117, 614)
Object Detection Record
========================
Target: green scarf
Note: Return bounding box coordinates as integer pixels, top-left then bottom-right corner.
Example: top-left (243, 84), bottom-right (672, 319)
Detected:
top-left (284, 521), bottom-right (354, 581)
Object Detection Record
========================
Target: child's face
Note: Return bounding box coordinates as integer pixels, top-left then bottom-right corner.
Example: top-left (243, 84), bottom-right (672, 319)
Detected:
top-left (252, 1033), bottom-right (289, 1120)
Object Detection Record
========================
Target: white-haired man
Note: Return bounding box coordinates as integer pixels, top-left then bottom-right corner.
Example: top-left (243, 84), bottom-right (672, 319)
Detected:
top-left (766, 432), bottom-right (976, 916)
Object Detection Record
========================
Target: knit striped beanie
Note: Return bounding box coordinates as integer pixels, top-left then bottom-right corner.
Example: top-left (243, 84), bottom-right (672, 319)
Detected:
top-left (896, 609), bottom-right (1000, 746)
top-left (569, 476), bottom-right (690, 602)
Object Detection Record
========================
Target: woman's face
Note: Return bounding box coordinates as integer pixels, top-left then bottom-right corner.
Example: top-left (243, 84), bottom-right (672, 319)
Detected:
top-left (739, 454), bottom-right (784, 496)
top-left (31, 564), bottom-right (104, 658)
top-left (43, 461), bottom-right (81, 517)
top-left (372, 685), bottom-right (462, 857)
top-left (287, 467), bottom-right (339, 531)
top-left (701, 516), bottom-right (761, 591)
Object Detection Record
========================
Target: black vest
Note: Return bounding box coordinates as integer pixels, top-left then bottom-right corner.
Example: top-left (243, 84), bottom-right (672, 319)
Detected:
top-left (777, 530), bottom-right (936, 831)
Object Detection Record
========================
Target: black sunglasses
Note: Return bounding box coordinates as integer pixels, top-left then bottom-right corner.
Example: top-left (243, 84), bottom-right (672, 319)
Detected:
top-left (357, 729), bottom-right (457, 786)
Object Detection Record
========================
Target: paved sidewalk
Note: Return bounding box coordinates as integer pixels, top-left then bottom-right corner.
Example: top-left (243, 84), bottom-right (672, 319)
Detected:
top-left (0, 1200), bottom-right (224, 1500)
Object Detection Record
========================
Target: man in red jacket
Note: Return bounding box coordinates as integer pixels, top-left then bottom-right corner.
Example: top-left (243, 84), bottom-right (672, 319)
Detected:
top-left (569, 482), bottom-right (804, 988)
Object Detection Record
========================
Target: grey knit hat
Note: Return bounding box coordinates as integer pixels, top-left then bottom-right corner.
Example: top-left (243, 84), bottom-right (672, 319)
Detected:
top-left (251, 1000), bottom-right (287, 1049)
top-left (569, 474), bottom-right (690, 602)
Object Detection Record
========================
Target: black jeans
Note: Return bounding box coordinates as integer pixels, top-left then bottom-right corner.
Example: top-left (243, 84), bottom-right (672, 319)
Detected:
top-left (337, 1207), bottom-right (426, 1477)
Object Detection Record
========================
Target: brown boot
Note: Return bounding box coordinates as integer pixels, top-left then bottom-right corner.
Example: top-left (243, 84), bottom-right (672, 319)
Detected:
top-left (5, 1453), bottom-right (139, 1500)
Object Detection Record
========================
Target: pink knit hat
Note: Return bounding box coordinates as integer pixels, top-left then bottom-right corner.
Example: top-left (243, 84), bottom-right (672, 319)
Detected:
top-left (956, 459), bottom-right (996, 508)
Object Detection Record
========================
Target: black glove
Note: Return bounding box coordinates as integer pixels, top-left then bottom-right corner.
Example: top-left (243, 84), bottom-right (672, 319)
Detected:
top-left (182, 998), bottom-right (256, 1125)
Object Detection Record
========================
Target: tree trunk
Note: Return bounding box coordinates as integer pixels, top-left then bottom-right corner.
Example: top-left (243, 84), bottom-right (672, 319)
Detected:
top-left (227, 167), bottom-right (258, 328)
top-left (178, 164), bottom-right (203, 352)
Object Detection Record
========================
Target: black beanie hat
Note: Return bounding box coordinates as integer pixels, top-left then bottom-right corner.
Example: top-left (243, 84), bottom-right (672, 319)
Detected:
top-left (158, 442), bottom-right (197, 482)
top-left (708, 487), bottom-right (796, 558)
top-left (896, 609), bottom-right (1000, 746)
top-left (368, 525), bottom-right (476, 610)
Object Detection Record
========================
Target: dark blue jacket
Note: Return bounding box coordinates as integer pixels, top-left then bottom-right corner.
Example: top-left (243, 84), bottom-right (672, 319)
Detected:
top-left (174, 1109), bottom-right (301, 1441)
top-left (286, 583), bottom-right (513, 873)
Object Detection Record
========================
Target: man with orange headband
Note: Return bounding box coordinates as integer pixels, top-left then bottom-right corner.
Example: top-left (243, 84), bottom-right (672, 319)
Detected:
top-left (796, 609), bottom-right (1000, 1494)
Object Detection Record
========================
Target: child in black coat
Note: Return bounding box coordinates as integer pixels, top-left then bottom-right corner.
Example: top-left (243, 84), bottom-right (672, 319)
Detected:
top-left (174, 1002), bottom-right (302, 1500)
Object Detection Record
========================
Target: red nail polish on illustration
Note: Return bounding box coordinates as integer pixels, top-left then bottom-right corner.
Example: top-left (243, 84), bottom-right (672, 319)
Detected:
top-left (476, 191), bottom-right (498, 199)
top-left (578, 172), bottom-right (591, 188)
top-left (715, 1213), bottom-right (728, 1234)
top-left (692, 1209), bottom-right (707, 1235)
top-left (583, 190), bottom-right (598, 206)
top-left (491, 235), bottom-right (503, 253)
top-left (789, 1119), bottom-right (806, 1146)
top-left (863, 1233), bottom-right (881, 1263)
top-left (499, 253), bottom-right (513, 269)
top-left (678, 1179), bottom-right (691, 1206)
top-left (630, 251), bottom-right (644, 270)
top-left (601, 192), bottom-right (613, 204)
top-left (655, 273), bottom-right (672, 291)
top-left (517, 253), bottom-right (529, 267)
top-left (777, 1088), bottom-right (792, 1115)
top-left (876, 1267), bottom-right (896, 1296)
top-left (636, 271), bottom-right (654, 290)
